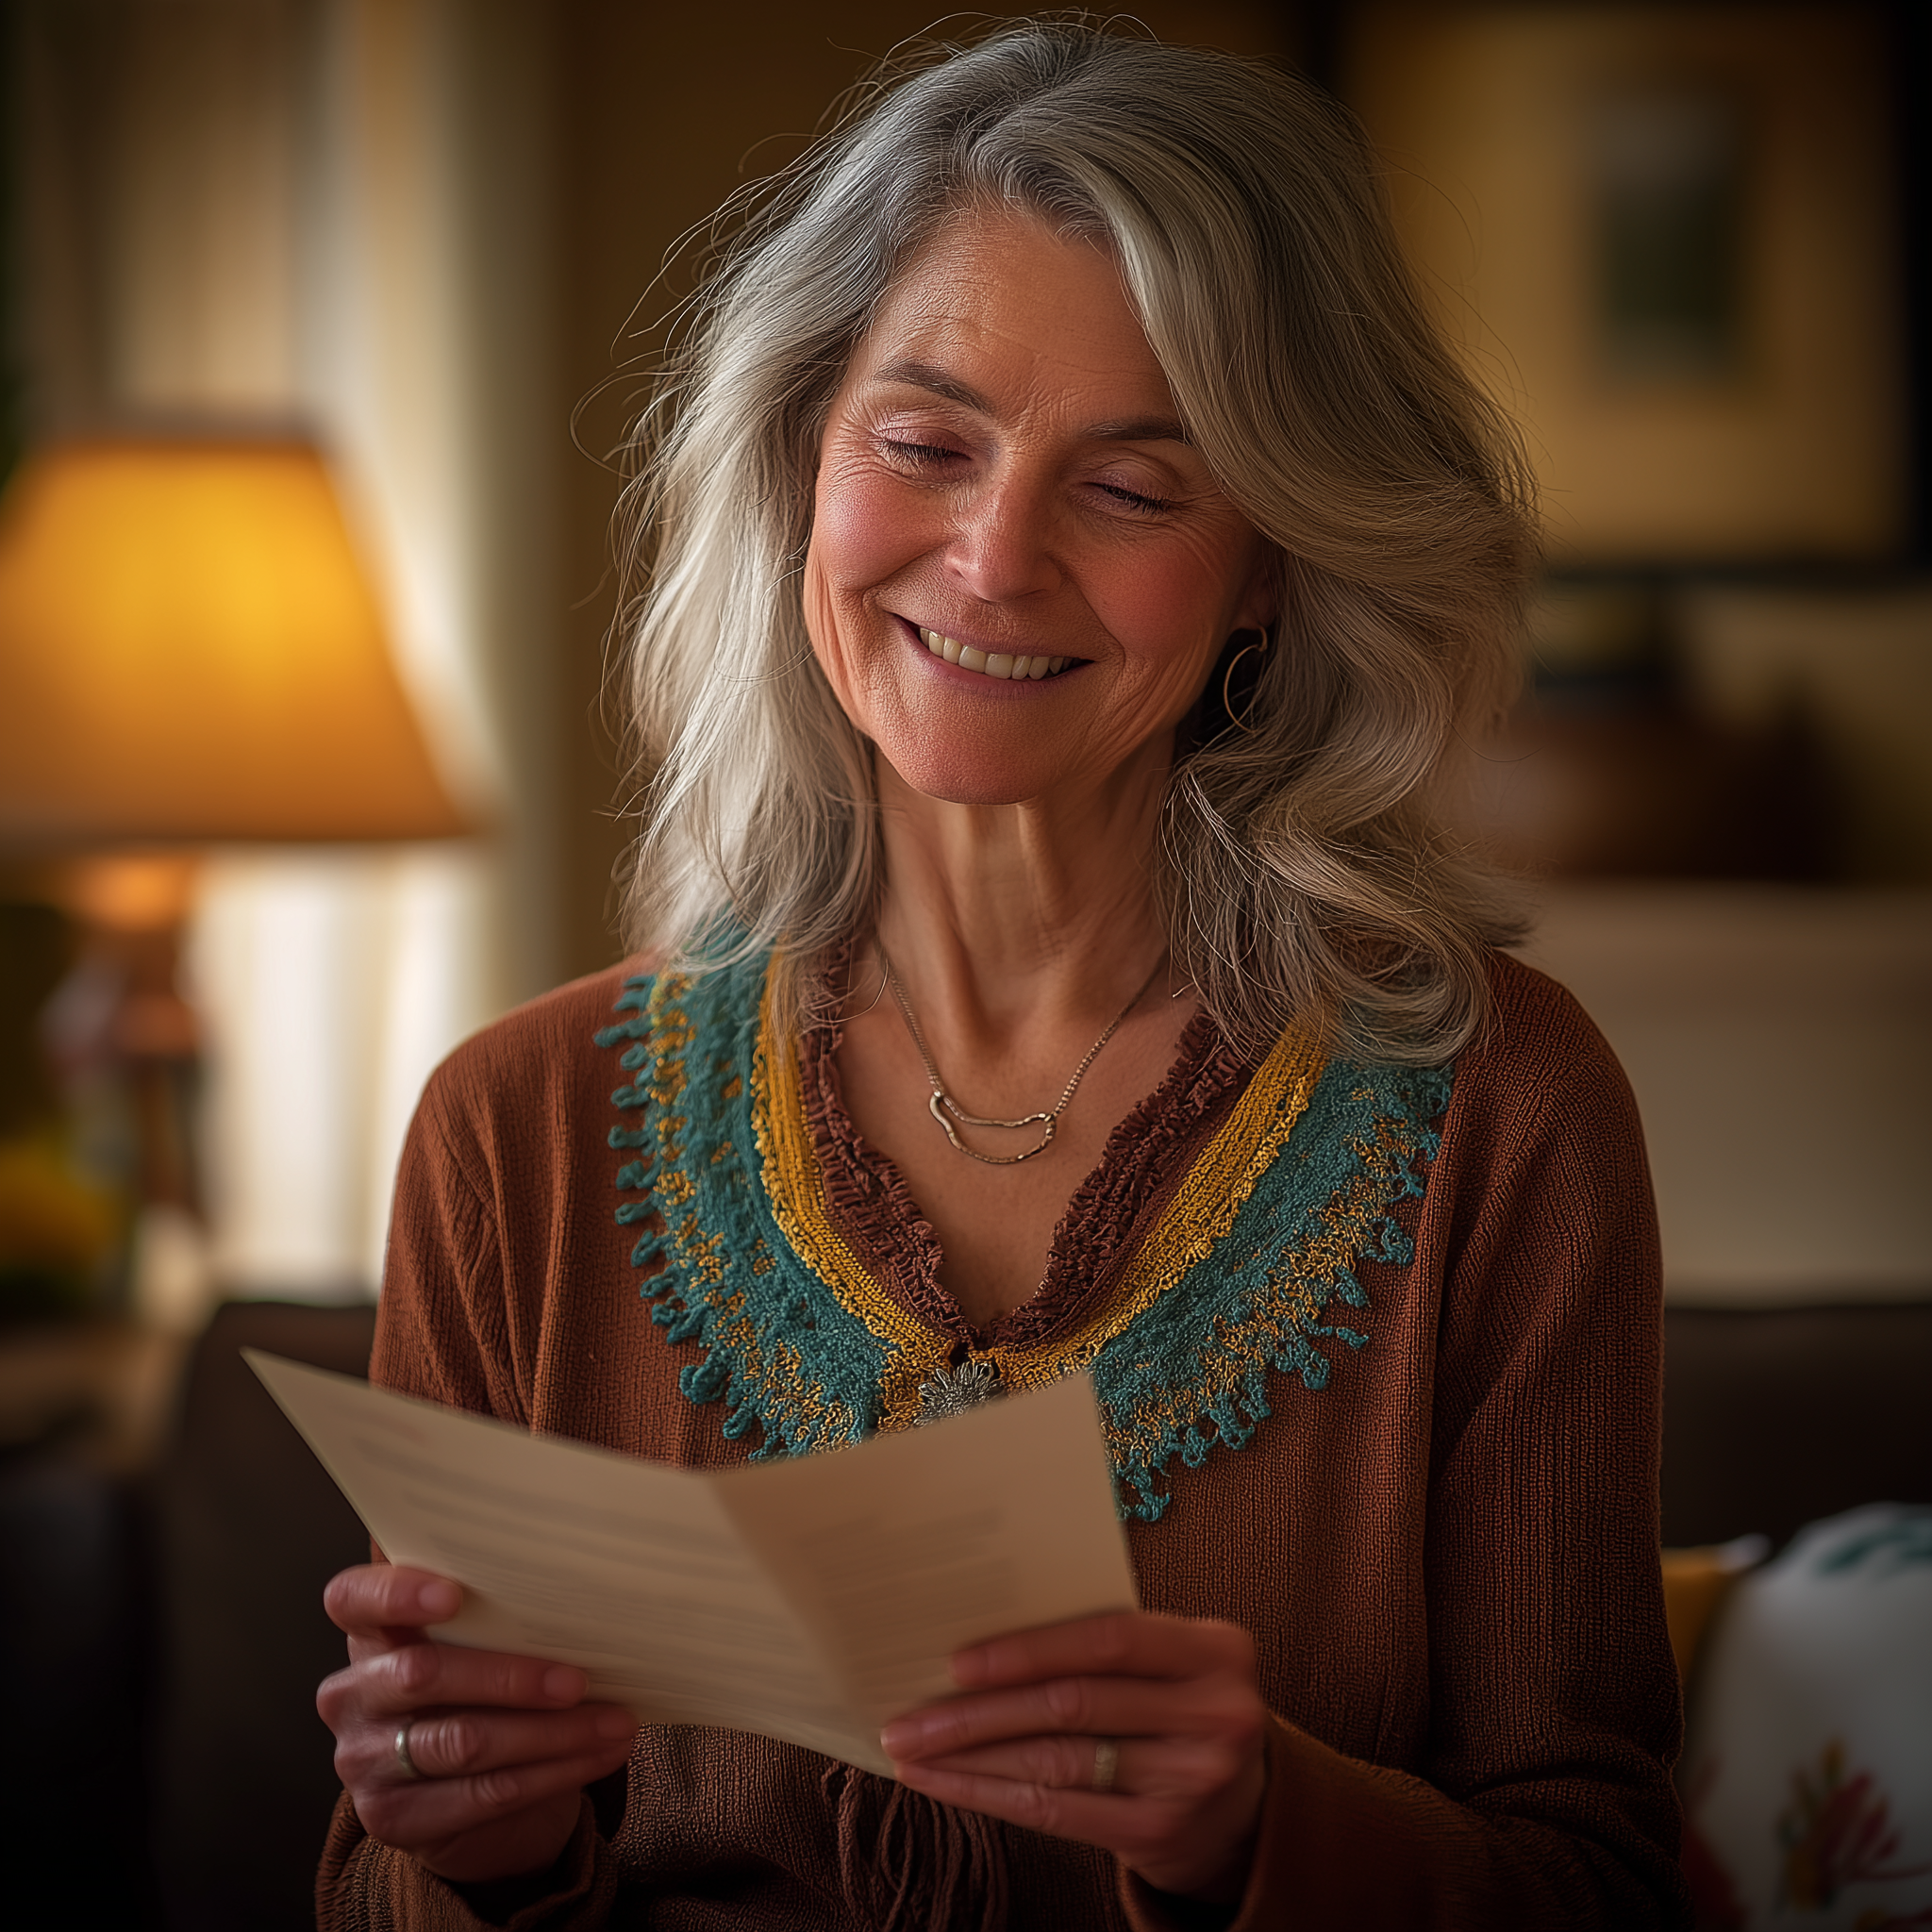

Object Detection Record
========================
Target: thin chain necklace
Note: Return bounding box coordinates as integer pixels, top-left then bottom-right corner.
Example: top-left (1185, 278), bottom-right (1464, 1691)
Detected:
top-left (876, 948), bottom-right (1162, 1166)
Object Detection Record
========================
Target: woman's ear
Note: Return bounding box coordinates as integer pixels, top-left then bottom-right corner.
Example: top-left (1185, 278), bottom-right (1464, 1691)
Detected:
top-left (1236, 543), bottom-right (1285, 637)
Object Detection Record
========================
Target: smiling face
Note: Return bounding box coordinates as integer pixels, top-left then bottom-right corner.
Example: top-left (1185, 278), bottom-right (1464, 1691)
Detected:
top-left (802, 208), bottom-right (1275, 809)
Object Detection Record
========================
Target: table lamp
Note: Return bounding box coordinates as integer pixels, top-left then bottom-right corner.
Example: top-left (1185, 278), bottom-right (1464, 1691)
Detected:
top-left (0, 437), bottom-right (467, 846)
top-left (0, 436), bottom-right (472, 1323)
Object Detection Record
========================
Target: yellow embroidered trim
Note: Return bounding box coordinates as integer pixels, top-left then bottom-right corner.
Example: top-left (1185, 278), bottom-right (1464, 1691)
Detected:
top-left (751, 966), bottom-right (955, 1428)
top-left (752, 957), bottom-right (1327, 1431)
top-left (987, 1019), bottom-right (1326, 1397)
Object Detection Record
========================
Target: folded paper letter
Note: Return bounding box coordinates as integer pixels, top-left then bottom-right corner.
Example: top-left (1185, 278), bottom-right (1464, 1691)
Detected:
top-left (246, 1352), bottom-right (1138, 1774)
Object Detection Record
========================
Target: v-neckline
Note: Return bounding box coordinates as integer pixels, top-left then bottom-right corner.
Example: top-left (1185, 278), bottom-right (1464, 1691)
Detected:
top-left (796, 949), bottom-right (1257, 1357)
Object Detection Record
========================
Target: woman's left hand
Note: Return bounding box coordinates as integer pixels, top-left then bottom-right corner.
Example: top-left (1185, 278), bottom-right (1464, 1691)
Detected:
top-left (879, 1610), bottom-right (1267, 1904)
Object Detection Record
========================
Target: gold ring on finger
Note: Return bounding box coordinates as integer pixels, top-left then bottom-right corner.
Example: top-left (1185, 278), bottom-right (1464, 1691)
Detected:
top-left (395, 1720), bottom-right (424, 1781)
top-left (1091, 1735), bottom-right (1120, 1794)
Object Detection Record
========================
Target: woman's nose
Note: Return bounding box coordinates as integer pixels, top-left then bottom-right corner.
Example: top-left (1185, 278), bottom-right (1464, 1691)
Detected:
top-left (942, 468), bottom-right (1060, 603)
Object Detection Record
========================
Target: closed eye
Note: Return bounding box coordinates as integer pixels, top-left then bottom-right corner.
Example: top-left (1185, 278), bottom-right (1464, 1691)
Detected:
top-left (882, 439), bottom-right (961, 465)
top-left (1094, 481), bottom-right (1173, 515)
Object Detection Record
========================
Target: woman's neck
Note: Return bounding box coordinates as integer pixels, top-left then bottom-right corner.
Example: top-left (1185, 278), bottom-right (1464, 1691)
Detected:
top-left (835, 746), bottom-right (1198, 1324)
top-left (868, 747), bottom-right (1175, 1046)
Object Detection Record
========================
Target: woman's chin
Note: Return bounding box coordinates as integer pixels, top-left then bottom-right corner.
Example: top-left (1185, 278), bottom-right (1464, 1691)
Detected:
top-left (879, 758), bottom-right (1061, 810)
top-left (874, 729), bottom-right (1174, 817)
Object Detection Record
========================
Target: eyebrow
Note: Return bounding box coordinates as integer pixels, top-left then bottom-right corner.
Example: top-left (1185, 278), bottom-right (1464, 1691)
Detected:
top-left (870, 357), bottom-right (1191, 446)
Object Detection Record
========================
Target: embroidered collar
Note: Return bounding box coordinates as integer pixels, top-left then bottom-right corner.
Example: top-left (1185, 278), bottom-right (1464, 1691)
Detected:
top-left (598, 951), bottom-right (1451, 1521)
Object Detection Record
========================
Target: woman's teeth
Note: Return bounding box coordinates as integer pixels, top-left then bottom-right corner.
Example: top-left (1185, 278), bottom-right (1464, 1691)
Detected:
top-left (919, 627), bottom-right (1069, 681)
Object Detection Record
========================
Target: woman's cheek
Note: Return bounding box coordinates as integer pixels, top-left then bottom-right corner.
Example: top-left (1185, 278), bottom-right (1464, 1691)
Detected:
top-left (811, 458), bottom-right (927, 590)
top-left (1087, 575), bottom-right (1224, 712)
top-left (798, 544), bottom-right (857, 713)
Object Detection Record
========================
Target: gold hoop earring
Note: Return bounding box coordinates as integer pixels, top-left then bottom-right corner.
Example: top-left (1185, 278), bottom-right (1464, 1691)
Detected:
top-left (1220, 630), bottom-right (1270, 735)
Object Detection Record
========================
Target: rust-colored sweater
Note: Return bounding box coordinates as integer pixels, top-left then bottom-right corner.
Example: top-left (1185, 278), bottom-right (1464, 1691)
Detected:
top-left (318, 952), bottom-right (1689, 1930)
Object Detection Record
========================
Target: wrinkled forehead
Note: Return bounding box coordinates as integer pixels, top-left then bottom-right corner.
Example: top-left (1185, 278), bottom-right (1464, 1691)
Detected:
top-left (834, 200), bottom-right (1152, 396)
top-left (836, 229), bottom-right (1176, 448)
top-left (874, 189), bottom-right (1120, 315)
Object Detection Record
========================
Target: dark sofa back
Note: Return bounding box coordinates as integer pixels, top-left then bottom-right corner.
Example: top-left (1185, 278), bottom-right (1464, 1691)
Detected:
top-left (149, 1299), bottom-right (376, 1932)
top-left (1660, 1302), bottom-right (1932, 1548)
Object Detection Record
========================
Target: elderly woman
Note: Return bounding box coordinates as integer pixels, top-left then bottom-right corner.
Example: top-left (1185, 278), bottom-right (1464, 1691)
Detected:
top-left (315, 22), bottom-right (1686, 1931)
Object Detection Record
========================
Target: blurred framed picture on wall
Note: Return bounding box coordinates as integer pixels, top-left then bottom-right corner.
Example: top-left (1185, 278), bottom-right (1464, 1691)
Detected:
top-left (1345, 2), bottom-right (1908, 569)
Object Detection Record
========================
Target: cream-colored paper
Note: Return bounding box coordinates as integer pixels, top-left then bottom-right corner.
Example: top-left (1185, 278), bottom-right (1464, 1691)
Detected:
top-left (246, 1352), bottom-right (1138, 1774)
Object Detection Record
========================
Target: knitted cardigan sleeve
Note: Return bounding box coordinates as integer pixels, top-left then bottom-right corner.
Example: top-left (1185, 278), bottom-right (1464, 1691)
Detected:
top-left (314, 1027), bottom-right (630, 1932)
top-left (1125, 958), bottom-right (1690, 1931)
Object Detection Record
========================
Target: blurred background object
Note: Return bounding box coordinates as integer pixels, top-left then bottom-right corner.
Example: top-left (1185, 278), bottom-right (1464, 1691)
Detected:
top-left (0, 437), bottom-right (470, 1330)
top-left (0, 897), bottom-right (115, 1321)
top-left (1351, 0), bottom-right (1926, 891)
top-left (1350, 1), bottom-right (1908, 566)
top-left (0, 438), bottom-right (465, 850)
top-left (0, 1), bottom-right (1925, 1927)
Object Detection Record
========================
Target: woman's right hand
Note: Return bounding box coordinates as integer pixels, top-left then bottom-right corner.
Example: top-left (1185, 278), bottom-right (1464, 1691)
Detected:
top-left (318, 1563), bottom-right (638, 1885)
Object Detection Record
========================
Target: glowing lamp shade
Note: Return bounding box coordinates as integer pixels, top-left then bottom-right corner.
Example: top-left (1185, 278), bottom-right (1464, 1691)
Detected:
top-left (0, 440), bottom-right (469, 847)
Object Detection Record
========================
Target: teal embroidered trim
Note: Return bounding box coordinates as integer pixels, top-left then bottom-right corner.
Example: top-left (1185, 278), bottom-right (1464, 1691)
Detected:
top-left (598, 958), bottom-right (884, 1457)
top-left (1088, 1058), bottom-right (1448, 1519)
top-left (599, 954), bottom-right (1451, 1519)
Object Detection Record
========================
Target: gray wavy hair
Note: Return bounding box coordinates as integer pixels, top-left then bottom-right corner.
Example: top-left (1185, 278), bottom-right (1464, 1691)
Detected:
top-left (616, 18), bottom-right (1536, 1064)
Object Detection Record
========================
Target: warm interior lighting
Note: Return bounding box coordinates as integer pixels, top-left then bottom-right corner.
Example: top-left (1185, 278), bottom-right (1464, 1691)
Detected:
top-left (50, 853), bottom-right (201, 931)
top-left (0, 439), bottom-right (470, 847)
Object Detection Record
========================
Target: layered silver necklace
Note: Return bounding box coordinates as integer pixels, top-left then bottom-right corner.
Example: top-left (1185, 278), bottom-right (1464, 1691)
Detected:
top-left (877, 949), bottom-right (1162, 1166)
